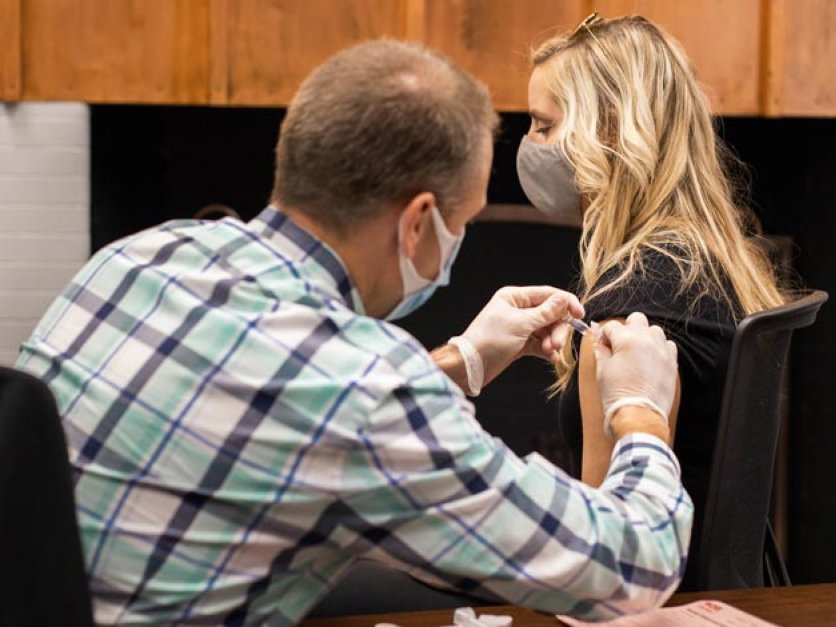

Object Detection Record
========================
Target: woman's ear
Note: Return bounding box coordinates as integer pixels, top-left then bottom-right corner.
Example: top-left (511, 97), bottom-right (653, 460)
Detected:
top-left (397, 191), bottom-right (436, 258)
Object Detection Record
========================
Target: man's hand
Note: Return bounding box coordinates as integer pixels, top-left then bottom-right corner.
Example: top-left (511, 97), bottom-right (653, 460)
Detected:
top-left (593, 313), bottom-right (678, 442)
top-left (458, 286), bottom-right (584, 386)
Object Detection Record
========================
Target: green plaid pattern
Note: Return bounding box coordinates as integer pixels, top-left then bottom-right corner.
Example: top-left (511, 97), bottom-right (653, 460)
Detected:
top-left (17, 207), bottom-right (692, 625)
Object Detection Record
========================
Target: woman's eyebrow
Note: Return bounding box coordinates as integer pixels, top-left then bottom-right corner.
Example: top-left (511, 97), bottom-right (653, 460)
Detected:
top-left (528, 109), bottom-right (553, 123)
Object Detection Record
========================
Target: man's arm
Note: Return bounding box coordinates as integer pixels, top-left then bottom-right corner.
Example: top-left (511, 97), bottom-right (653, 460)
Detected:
top-left (430, 344), bottom-right (469, 392)
top-left (341, 391), bottom-right (690, 620)
top-left (336, 314), bottom-right (690, 620)
top-left (579, 322), bottom-right (682, 485)
top-left (609, 405), bottom-right (671, 442)
top-left (432, 286), bottom-right (584, 394)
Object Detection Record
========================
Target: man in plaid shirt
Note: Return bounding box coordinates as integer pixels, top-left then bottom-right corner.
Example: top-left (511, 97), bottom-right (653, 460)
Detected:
top-left (18, 40), bottom-right (691, 625)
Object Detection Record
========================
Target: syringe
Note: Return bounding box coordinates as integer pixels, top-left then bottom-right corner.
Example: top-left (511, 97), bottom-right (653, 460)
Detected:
top-left (567, 317), bottom-right (596, 337)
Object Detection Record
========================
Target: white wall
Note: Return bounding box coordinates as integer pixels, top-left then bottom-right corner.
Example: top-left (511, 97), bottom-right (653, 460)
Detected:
top-left (0, 103), bottom-right (90, 366)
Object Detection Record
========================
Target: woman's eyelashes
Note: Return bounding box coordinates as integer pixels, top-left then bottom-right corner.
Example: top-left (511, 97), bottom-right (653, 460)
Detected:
top-left (530, 119), bottom-right (554, 136)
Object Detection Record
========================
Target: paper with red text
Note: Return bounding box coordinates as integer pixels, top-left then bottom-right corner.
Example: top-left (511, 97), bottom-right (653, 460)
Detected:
top-left (558, 600), bottom-right (778, 626)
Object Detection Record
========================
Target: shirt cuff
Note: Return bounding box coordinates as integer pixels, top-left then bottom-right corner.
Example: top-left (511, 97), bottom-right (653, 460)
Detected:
top-left (610, 432), bottom-right (682, 477)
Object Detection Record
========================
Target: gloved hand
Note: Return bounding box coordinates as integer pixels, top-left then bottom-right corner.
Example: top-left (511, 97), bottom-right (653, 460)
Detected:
top-left (456, 286), bottom-right (584, 389)
top-left (593, 312), bottom-right (679, 440)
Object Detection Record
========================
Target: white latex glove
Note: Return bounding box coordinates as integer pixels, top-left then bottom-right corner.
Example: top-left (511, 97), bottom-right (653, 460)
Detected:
top-left (459, 286), bottom-right (584, 387)
top-left (593, 312), bottom-right (679, 440)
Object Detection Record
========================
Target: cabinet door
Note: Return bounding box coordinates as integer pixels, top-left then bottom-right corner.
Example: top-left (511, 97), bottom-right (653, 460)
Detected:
top-left (21, 0), bottom-right (211, 104)
top-left (224, 0), bottom-right (406, 105)
top-left (768, 0), bottom-right (836, 116)
top-left (594, 0), bottom-right (763, 115)
top-left (420, 0), bottom-right (588, 111)
top-left (0, 0), bottom-right (21, 100)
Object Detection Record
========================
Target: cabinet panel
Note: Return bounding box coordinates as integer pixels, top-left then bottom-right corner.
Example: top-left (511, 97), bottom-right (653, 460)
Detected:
top-left (8, 0), bottom-right (836, 116)
top-left (0, 0), bottom-right (21, 100)
top-left (594, 0), bottom-right (763, 115)
top-left (775, 0), bottom-right (836, 116)
top-left (21, 0), bottom-right (211, 104)
top-left (422, 0), bottom-right (588, 111)
top-left (226, 0), bottom-right (405, 105)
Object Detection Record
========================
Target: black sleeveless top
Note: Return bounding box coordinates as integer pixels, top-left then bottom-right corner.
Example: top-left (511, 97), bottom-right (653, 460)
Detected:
top-left (556, 249), bottom-right (740, 590)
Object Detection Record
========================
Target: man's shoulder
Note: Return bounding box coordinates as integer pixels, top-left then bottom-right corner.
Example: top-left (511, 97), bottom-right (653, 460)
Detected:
top-left (79, 219), bottom-right (456, 397)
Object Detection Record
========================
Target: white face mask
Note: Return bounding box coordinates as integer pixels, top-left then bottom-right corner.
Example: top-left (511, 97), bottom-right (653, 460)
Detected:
top-left (516, 136), bottom-right (582, 224)
top-left (385, 205), bottom-right (465, 321)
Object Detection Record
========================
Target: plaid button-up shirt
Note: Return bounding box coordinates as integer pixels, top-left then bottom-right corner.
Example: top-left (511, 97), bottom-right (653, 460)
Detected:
top-left (18, 207), bottom-right (692, 625)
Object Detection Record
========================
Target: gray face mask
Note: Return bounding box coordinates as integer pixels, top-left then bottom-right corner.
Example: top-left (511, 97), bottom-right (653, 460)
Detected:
top-left (516, 136), bottom-right (582, 225)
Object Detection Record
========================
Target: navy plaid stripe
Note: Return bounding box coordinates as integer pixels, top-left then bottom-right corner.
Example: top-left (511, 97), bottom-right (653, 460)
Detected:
top-left (41, 236), bottom-right (189, 387)
top-left (86, 278), bottom-right (244, 574)
top-left (147, 319), bottom-right (341, 614)
top-left (393, 386), bottom-right (455, 469)
top-left (253, 206), bottom-right (359, 309)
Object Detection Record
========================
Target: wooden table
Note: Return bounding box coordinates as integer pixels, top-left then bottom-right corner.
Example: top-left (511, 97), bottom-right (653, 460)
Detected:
top-left (300, 583), bottom-right (836, 627)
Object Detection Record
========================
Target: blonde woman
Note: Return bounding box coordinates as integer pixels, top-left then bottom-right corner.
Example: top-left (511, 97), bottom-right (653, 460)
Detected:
top-left (517, 14), bottom-right (784, 588)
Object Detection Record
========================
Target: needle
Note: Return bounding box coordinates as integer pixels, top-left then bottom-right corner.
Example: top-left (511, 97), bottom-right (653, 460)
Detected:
top-left (567, 317), bottom-right (594, 336)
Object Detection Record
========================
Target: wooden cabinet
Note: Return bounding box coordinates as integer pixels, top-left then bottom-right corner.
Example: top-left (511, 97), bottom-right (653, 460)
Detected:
top-left (0, 0), bottom-right (835, 116)
top-left (0, 0), bottom-right (21, 100)
top-left (19, 0), bottom-right (211, 104)
top-left (419, 0), bottom-right (587, 111)
top-left (221, 0), bottom-right (406, 105)
top-left (595, 0), bottom-right (763, 115)
top-left (766, 0), bottom-right (836, 116)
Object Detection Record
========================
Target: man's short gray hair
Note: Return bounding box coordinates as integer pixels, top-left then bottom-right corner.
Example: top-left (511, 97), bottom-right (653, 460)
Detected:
top-left (272, 39), bottom-right (499, 230)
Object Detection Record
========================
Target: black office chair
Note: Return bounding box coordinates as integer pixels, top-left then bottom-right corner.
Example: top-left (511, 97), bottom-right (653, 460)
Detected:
top-left (697, 290), bottom-right (828, 591)
top-left (0, 366), bottom-right (94, 627)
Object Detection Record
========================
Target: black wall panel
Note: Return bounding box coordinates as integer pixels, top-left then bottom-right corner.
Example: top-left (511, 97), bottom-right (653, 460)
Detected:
top-left (91, 106), bottom-right (836, 585)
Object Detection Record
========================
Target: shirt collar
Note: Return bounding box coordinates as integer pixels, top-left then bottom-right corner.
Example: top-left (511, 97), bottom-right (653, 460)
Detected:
top-left (249, 206), bottom-right (365, 314)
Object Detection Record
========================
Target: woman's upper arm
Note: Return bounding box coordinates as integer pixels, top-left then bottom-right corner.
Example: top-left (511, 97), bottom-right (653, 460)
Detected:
top-left (578, 318), bottom-right (682, 487)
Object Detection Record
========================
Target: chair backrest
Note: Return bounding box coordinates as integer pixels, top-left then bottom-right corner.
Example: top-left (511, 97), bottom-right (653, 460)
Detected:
top-left (0, 367), bottom-right (94, 627)
top-left (698, 290), bottom-right (828, 590)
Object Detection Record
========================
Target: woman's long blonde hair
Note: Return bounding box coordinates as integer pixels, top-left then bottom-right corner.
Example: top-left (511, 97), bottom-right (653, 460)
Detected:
top-left (535, 16), bottom-right (785, 391)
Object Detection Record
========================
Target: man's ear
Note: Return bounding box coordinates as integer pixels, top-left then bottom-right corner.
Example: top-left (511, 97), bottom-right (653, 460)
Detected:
top-left (398, 191), bottom-right (436, 258)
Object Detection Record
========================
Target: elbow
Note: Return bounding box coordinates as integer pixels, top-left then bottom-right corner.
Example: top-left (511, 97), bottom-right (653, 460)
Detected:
top-left (612, 492), bottom-right (694, 616)
top-left (585, 491), bottom-right (693, 620)
top-left (625, 549), bottom-right (689, 615)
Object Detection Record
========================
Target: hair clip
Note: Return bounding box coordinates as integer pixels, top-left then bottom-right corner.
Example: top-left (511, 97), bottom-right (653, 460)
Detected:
top-left (572, 11), bottom-right (604, 38)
